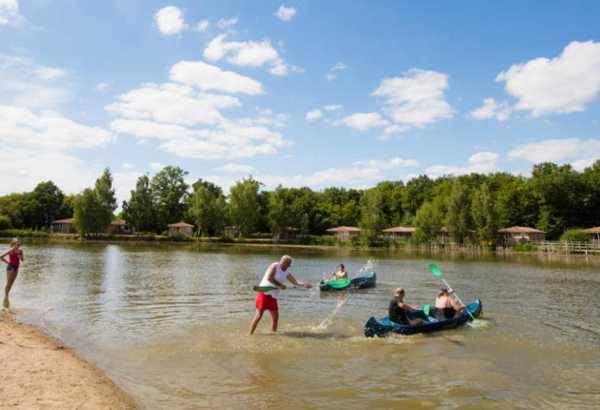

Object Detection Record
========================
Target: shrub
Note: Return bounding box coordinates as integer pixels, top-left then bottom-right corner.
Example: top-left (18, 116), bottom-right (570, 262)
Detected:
top-left (560, 229), bottom-right (590, 243)
top-left (0, 215), bottom-right (11, 230)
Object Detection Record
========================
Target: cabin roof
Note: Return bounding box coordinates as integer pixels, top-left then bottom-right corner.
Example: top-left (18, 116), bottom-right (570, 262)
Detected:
top-left (168, 221), bottom-right (194, 228)
top-left (382, 226), bottom-right (416, 233)
top-left (498, 226), bottom-right (545, 234)
top-left (326, 226), bottom-right (361, 233)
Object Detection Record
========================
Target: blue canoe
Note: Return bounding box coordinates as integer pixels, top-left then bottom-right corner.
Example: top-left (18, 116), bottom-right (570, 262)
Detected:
top-left (364, 299), bottom-right (482, 337)
top-left (319, 271), bottom-right (377, 291)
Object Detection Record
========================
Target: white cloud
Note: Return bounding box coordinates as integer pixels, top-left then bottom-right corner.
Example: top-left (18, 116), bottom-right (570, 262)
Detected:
top-left (323, 104), bottom-right (342, 111)
top-left (96, 82), bottom-right (110, 92)
top-left (107, 79), bottom-right (290, 160)
top-left (154, 6), bottom-right (187, 36)
top-left (425, 152), bottom-right (500, 177)
top-left (0, 0), bottom-right (24, 27)
top-left (0, 105), bottom-right (113, 149)
top-left (326, 62), bottom-right (347, 81)
top-left (169, 60), bottom-right (263, 95)
top-left (354, 157), bottom-right (419, 170)
top-left (0, 148), bottom-right (99, 196)
top-left (372, 69), bottom-right (453, 128)
top-left (508, 138), bottom-right (600, 170)
top-left (238, 108), bottom-right (288, 128)
top-left (0, 54), bottom-right (71, 109)
top-left (105, 82), bottom-right (240, 127)
top-left (341, 112), bottom-right (388, 131)
top-left (214, 163), bottom-right (255, 173)
top-left (35, 66), bottom-right (66, 81)
top-left (496, 41), bottom-right (600, 116)
top-left (305, 109), bottom-right (322, 122)
top-left (469, 98), bottom-right (511, 121)
top-left (110, 118), bottom-right (289, 160)
top-left (150, 162), bottom-right (164, 171)
top-left (216, 17), bottom-right (238, 30)
top-left (122, 162), bottom-right (135, 170)
top-left (195, 20), bottom-right (210, 32)
top-left (204, 34), bottom-right (298, 76)
top-left (274, 5), bottom-right (297, 22)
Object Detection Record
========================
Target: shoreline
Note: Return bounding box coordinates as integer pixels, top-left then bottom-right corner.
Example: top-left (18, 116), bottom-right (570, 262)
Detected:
top-left (0, 310), bottom-right (138, 410)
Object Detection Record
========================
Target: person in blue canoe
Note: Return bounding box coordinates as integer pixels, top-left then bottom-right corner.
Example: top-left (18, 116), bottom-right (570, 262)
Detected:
top-left (389, 287), bottom-right (424, 326)
top-left (434, 287), bottom-right (464, 320)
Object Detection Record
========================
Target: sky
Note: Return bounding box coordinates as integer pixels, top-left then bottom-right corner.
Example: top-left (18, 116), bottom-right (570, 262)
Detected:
top-left (1, 0), bottom-right (600, 203)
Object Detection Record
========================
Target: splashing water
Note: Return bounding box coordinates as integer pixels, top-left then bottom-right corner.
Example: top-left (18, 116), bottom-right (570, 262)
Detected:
top-left (315, 294), bottom-right (350, 330)
top-left (313, 259), bottom-right (378, 331)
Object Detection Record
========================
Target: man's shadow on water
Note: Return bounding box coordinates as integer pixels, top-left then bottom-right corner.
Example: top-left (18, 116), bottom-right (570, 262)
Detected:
top-left (268, 331), bottom-right (355, 340)
top-left (270, 331), bottom-right (465, 345)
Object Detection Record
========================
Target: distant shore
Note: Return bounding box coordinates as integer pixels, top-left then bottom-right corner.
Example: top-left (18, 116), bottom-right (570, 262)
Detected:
top-left (0, 311), bottom-right (138, 410)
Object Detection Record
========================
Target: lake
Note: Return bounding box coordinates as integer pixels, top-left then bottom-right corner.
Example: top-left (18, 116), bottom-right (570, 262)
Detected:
top-left (8, 242), bottom-right (600, 409)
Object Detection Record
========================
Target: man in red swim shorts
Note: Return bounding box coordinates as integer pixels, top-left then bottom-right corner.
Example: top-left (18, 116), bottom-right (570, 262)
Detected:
top-left (248, 255), bottom-right (312, 335)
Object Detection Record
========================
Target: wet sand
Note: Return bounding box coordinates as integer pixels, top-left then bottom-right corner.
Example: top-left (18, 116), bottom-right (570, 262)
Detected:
top-left (0, 311), bottom-right (137, 410)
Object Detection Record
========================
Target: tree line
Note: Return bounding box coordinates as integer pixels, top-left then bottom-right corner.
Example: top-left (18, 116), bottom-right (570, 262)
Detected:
top-left (1, 161), bottom-right (600, 244)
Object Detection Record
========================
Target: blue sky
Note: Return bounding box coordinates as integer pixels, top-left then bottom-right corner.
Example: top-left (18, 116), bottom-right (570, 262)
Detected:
top-left (1, 0), bottom-right (600, 202)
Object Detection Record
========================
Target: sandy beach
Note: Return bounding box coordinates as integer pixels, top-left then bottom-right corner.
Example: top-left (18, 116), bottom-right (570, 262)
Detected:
top-left (0, 311), bottom-right (137, 410)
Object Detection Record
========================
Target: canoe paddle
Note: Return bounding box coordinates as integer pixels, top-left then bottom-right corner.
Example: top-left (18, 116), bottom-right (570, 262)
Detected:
top-left (428, 263), bottom-right (477, 322)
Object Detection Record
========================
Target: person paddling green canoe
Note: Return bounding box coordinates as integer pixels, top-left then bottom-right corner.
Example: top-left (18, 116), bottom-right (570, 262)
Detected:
top-left (248, 255), bottom-right (312, 335)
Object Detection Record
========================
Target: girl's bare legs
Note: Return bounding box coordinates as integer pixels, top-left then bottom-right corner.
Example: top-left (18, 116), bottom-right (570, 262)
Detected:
top-left (248, 309), bottom-right (264, 335)
top-left (4, 270), bottom-right (17, 309)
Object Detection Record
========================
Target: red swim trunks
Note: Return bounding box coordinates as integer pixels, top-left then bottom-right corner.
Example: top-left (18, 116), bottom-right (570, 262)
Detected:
top-left (255, 292), bottom-right (278, 311)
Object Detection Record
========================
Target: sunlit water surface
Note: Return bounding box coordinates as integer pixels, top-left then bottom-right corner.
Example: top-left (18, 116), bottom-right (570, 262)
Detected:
top-left (7, 242), bottom-right (600, 409)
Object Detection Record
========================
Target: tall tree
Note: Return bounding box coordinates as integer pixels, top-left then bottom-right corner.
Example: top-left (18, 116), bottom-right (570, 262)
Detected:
top-left (229, 177), bottom-right (262, 236)
top-left (187, 179), bottom-right (227, 236)
top-left (151, 166), bottom-right (189, 230)
top-left (471, 183), bottom-right (498, 245)
top-left (28, 181), bottom-right (65, 228)
top-left (73, 189), bottom-right (106, 236)
top-left (446, 180), bottom-right (472, 244)
top-left (359, 188), bottom-right (386, 245)
top-left (123, 175), bottom-right (155, 232)
top-left (95, 168), bottom-right (118, 218)
top-left (413, 200), bottom-right (444, 244)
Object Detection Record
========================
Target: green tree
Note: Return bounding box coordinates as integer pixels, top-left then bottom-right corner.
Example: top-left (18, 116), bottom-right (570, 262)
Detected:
top-left (446, 180), bottom-right (472, 244)
top-left (73, 189), bottom-right (106, 236)
top-left (229, 177), bottom-right (262, 236)
top-left (413, 200), bottom-right (444, 244)
top-left (95, 168), bottom-right (117, 218)
top-left (0, 214), bottom-right (11, 230)
top-left (123, 175), bottom-right (155, 232)
top-left (495, 177), bottom-right (538, 228)
top-left (268, 186), bottom-right (293, 237)
top-left (402, 175), bottom-right (434, 217)
top-left (187, 179), bottom-right (227, 236)
top-left (471, 183), bottom-right (498, 245)
top-left (359, 188), bottom-right (386, 245)
top-left (529, 163), bottom-right (582, 238)
top-left (151, 166), bottom-right (189, 230)
top-left (28, 181), bottom-right (65, 228)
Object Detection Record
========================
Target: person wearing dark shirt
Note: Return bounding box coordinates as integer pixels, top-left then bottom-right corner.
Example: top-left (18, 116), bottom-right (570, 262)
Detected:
top-left (388, 287), bottom-right (424, 326)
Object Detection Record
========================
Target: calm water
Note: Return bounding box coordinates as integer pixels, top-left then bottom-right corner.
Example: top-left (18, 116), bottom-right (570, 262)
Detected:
top-left (7, 242), bottom-right (600, 409)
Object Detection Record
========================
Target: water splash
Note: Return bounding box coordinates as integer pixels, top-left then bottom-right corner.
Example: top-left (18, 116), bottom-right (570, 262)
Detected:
top-left (360, 258), bottom-right (377, 274)
top-left (315, 294), bottom-right (350, 330)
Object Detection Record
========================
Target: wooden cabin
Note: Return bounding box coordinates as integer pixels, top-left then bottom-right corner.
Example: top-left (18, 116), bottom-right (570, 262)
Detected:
top-left (583, 227), bottom-right (600, 246)
top-left (498, 226), bottom-right (545, 245)
top-left (383, 226), bottom-right (416, 241)
top-left (50, 218), bottom-right (76, 233)
top-left (168, 221), bottom-right (194, 237)
top-left (108, 219), bottom-right (133, 234)
top-left (326, 226), bottom-right (361, 242)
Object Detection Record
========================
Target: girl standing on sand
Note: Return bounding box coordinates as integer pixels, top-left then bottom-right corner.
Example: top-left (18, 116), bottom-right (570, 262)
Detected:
top-left (1, 238), bottom-right (24, 309)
